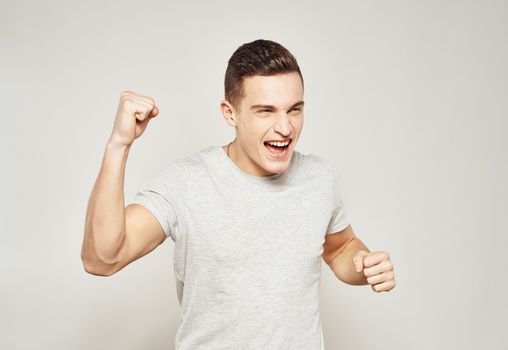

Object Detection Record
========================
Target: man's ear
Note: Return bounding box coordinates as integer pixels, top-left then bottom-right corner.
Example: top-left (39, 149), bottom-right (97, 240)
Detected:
top-left (220, 100), bottom-right (237, 127)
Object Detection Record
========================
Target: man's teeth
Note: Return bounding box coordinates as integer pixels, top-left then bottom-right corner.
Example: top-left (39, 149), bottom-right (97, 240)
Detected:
top-left (266, 141), bottom-right (289, 147)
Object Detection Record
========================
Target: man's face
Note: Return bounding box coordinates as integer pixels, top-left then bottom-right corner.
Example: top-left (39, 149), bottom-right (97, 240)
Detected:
top-left (223, 72), bottom-right (304, 176)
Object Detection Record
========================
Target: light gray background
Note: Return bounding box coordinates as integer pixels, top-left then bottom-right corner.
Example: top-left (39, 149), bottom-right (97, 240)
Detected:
top-left (1, 0), bottom-right (506, 349)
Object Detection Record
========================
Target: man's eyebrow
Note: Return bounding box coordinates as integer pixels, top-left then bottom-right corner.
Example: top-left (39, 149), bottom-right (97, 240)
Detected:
top-left (250, 101), bottom-right (305, 111)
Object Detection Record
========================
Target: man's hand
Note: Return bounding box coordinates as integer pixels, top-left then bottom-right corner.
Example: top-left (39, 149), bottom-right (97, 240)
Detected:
top-left (353, 250), bottom-right (396, 293)
top-left (109, 90), bottom-right (159, 147)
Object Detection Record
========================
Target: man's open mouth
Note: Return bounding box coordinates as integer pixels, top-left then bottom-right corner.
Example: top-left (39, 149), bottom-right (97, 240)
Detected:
top-left (263, 139), bottom-right (292, 157)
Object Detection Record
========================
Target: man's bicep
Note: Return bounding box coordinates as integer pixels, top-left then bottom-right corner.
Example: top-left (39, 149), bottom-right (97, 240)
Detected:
top-left (321, 224), bottom-right (356, 266)
top-left (112, 204), bottom-right (166, 273)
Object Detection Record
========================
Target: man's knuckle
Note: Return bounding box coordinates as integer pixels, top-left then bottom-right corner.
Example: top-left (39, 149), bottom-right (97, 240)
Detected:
top-left (120, 94), bottom-right (132, 103)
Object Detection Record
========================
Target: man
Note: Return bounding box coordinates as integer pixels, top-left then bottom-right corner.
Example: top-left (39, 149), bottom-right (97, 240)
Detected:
top-left (81, 39), bottom-right (396, 349)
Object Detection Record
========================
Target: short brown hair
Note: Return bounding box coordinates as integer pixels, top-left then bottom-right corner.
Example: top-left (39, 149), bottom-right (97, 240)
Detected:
top-left (224, 39), bottom-right (304, 111)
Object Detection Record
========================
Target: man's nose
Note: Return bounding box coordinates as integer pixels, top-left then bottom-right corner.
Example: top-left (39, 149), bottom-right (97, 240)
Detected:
top-left (273, 113), bottom-right (292, 136)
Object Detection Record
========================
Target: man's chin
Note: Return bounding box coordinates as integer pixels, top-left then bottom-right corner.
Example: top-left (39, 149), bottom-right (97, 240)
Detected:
top-left (263, 153), bottom-right (293, 175)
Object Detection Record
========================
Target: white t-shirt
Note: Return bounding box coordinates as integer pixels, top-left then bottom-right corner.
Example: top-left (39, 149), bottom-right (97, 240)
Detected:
top-left (133, 145), bottom-right (349, 350)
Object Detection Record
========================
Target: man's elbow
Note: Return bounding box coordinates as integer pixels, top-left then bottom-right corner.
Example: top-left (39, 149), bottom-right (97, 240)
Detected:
top-left (82, 263), bottom-right (115, 277)
top-left (81, 252), bottom-right (118, 277)
top-left (80, 235), bottom-right (125, 276)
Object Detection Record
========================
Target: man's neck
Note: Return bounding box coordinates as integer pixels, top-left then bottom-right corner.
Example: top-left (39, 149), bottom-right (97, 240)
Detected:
top-left (222, 140), bottom-right (275, 177)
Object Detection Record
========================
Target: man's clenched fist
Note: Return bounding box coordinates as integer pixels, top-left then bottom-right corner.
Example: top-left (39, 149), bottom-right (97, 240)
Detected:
top-left (109, 90), bottom-right (159, 147)
top-left (353, 250), bottom-right (396, 293)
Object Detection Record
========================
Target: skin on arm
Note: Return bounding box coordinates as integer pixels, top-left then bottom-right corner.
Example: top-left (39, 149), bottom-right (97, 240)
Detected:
top-left (81, 91), bottom-right (165, 276)
top-left (105, 202), bottom-right (166, 275)
top-left (322, 224), bottom-right (370, 285)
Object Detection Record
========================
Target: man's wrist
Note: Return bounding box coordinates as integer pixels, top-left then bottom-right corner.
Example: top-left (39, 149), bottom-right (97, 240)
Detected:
top-left (331, 238), bottom-right (370, 285)
top-left (106, 139), bottom-right (132, 153)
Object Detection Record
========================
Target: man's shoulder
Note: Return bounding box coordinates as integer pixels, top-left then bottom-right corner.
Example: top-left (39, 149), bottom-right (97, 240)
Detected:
top-left (293, 150), bottom-right (333, 174)
top-left (158, 145), bottom-right (220, 181)
top-left (136, 146), bottom-right (218, 195)
top-left (178, 145), bottom-right (218, 170)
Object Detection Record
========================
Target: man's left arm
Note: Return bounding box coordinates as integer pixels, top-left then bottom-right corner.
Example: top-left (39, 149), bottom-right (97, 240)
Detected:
top-left (322, 224), bottom-right (396, 292)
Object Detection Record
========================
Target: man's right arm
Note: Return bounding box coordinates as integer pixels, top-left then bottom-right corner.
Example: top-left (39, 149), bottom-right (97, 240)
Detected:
top-left (81, 91), bottom-right (163, 276)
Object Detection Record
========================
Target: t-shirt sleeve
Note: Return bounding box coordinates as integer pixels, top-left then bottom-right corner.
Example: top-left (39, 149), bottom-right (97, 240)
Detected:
top-left (325, 163), bottom-right (350, 234)
top-left (131, 159), bottom-right (186, 242)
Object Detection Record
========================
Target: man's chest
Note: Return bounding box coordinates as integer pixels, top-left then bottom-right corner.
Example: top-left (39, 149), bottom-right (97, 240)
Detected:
top-left (181, 187), bottom-right (332, 275)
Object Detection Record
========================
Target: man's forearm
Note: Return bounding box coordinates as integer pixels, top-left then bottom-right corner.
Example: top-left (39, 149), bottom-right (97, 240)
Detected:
top-left (328, 237), bottom-right (370, 285)
top-left (81, 141), bottom-right (131, 271)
